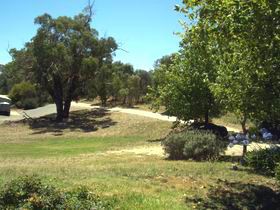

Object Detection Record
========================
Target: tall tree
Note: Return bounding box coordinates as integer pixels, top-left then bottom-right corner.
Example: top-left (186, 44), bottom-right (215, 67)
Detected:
top-left (32, 6), bottom-right (117, 121)
top-left (179, 0), bottom-right (280, 131)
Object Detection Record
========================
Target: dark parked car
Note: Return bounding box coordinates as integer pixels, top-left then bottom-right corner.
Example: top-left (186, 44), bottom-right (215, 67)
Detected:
top-left (0, 95), bottom-right (11, 116)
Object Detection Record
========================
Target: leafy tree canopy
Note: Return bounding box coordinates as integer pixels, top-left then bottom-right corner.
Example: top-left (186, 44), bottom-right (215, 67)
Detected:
top-left (31, 6), bottom-right (117, 121)
top-left (178, 0), bottom-right (280, 131)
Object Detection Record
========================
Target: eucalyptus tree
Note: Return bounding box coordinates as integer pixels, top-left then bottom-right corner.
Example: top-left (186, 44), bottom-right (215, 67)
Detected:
top-left (32, 7), bottom-right (117, 121)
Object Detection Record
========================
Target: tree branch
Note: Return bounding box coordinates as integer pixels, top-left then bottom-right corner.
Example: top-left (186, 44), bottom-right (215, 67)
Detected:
top-left (84, 0), bottom-right (95, 25)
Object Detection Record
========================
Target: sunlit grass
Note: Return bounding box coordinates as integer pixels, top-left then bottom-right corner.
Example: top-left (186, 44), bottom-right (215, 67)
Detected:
top-left (213, 112), bottom-right (255, 131)
top-left (0, 110), bottom-right (277, 209)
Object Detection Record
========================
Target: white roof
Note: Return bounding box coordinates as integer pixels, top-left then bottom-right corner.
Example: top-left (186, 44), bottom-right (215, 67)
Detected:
top-left (0, 95), bottom-right (10, 99)
top-left (0, 95), bottom-right (11, 102)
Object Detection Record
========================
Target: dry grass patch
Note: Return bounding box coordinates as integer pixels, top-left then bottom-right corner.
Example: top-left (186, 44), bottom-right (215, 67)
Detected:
top-left (0, 108), bottom-right (171, 143)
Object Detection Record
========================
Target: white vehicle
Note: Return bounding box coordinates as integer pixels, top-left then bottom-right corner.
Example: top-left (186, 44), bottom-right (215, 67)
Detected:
top-left (0, 95), bottom-right (11, 116)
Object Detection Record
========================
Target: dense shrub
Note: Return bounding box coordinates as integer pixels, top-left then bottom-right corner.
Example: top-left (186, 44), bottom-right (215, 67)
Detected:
top-left (183, 131), bottom-right (227, 161)
top-left (9, 82), bottom-right (39, 109)
top-left (244, 146), bottom-right (280, 176)
top-left (17, 98), bottom-right (39, 110)
top-left (162, 130), bottom-right (227, 160)
top-left (0, 175), bottom-right (109, 209)
top-left (162, 131), bottom-right (188, 159)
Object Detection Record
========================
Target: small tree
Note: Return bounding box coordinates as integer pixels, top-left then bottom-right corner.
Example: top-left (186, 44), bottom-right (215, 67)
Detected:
top-left (0, 48), bottom-right (35, 94)
top-left (109, 61), bottom-right (134, 104)
top-left (9, 82), bottom-right (38, 109)
top-left (135, 69), bottom-right (152, 102)
top-left (148, 24), bottom-right (221, 124)
top-left (127, 75), bottom-right (141, 106)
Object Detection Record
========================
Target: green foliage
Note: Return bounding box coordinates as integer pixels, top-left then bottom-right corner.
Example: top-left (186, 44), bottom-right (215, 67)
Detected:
top-left (178, 0), bottom-right (280, 128)
top-left (9, 82), bottom-right (39, 109)
top-left (186, 180), bottom-right (280, 210)
top-left (0, 48), bottom-right (35, 94)
top-left (96, 61), bottom-right (151, 106)
top-left (127, 75), bottom-right (141, 106)
top-left (183, 131), bottom-right (226, 161)
top-left (162, 130), bottom-right (226, 160)
top-left (244, 146), bottom-right (280, 176)
top-left (110, 62), bottom-right (134, 105)
top-left (31, 7), bottom-right (118, 120)
top-left (162, 131), bottom-right (188, 160)
top-left (0, 175), bottom-right (109, 209)
top-left (135, 69), bottom-right (152, 102)
top-left (19, 98), bottom-right (39, 110)
top-left (148, 25), bottom-right (221, 123)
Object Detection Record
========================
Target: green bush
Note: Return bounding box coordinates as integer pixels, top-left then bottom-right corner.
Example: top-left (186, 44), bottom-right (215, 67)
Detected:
top-left (0, 175), bottom-right (109, 209)
top-left (9, 82), bottom-right (39, 109)
top-left (162, 131), bottom-right (188, 160)
top-left (244, 146), bottom-right (280, 176)
top-left (17, 98), bottom-right (39, 110)
top-left (162, 130), bottom-right (227, 160)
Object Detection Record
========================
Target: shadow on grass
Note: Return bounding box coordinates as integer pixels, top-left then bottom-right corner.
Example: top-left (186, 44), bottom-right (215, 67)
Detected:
top-left (186, 180), bottom-right (280, 210)
top-left (29, 108), bottom-right (117, 135)
top-left (218, 155), bottom-right (243, 163)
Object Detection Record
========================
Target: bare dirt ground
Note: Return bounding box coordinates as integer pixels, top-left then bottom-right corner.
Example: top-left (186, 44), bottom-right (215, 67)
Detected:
top-left (104, 141), bottom-right (278, 157)
top-left (72, 102), bottom-right (241, 132)
top-left (106, 144), bottom-right (166, 157)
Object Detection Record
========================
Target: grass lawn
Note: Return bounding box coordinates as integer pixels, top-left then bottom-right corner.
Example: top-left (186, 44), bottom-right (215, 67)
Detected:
top-left (0, 109), bottom-right (278, 210)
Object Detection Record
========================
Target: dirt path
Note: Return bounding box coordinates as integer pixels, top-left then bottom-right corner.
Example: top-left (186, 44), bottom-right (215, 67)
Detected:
top-left (106, 144), bottom-right (165, 157)
top-left (71, 102), bottom-right (241, 132)
top-left (1, 101), bottom-right (241, 132)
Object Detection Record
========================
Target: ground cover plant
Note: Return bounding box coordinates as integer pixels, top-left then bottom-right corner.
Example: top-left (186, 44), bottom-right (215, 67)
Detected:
top-left (186, 180), bottom-right (280, 210)
top-left (0, 175), bottom-right (108, 210)
top-left (244, 146), bottom-right (280, 176)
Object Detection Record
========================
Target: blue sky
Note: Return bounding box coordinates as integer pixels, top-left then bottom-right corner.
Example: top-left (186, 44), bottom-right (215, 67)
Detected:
top-left (0, 0), bottom-right (184, 70)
